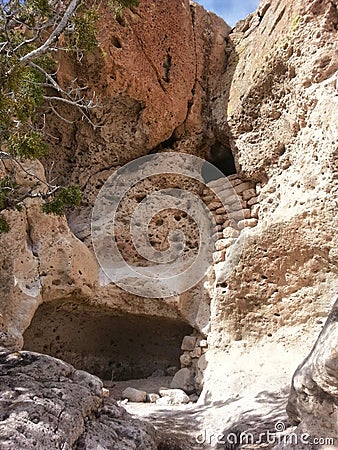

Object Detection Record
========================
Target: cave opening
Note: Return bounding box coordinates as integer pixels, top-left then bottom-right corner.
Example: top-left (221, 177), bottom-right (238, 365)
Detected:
top-left (23, 299), bottom-right (192, 381)
top-left (202, 140), bottom-right (237, 183)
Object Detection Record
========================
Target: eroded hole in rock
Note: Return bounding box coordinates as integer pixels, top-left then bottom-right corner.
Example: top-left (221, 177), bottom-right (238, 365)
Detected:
top-left (23, 300), bottom-right (192, 381)
top-left (111, 36), bottom-right (122, 48)
top-left (202, 141), bottom-right (237, 182)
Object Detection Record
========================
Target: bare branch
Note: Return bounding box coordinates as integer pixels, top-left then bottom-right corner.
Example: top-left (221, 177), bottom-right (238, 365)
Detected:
top-left (19, 0), bottom-right (81, 65)
top-left (47, 161), bottom-right (56, 185)
top-left (12, 157), bottom-right (56, 190)
top-left (0, 41), bottom-right (8, 52)
top-left (43, 95), bottom-right (88, 108)
top-left (13, 35), bottom-right (40, 54)
top-left (29, 62), bottom-right (62, 92)
top-left (0, 151), bottom-right (56, 191)
top-left (0, 151), bottom-right (12, 160)
top-left (48, 103), bottom-right (75, 124)
top-left (17, 185), bottom-right (60, 202)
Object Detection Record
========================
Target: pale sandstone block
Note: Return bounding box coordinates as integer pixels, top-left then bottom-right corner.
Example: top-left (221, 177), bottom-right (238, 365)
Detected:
top-left (238, 218), bottom-right (258, 230)
top-left (223, 227), bottom-right (240, 239)
top-left (213, 250), bottom-right (225, 263)
top-left (215, 238), bottom-right (237, 251)
top-left (234, 181), bottom-right (255, 194)
top-left (251, 204), bottom-right (260, 218)
top-left (242, 188), bottom-right (256, 201)
top-left (248, 196), bottom-right (258, 206)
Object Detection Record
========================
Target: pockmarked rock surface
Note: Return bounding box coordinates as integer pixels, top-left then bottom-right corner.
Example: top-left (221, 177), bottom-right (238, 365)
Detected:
top-left (0, 0), bottom-right (337, 448)
top-left (198, 0), bottom-right (338, 443)
top-left (0, 0), bottom-right (229, 360)
top-left (0, 349), bottom-right (158, 450)
top-left (282, 298), bottom-right (338, 447)
top-left (43, 0), bottom-right (231, 244)
top-left (0, 162), bottom-right (98, 352)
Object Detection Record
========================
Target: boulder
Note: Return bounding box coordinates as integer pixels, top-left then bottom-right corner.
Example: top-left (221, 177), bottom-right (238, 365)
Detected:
top-left (283, 298), bottom-right (338, 445)
top-left (158, 388), bottom-right (190, 405)
top-left (181, 336), bottom-right (197, 351)
top-left (189, 393), bottom-right (199, 403)
top-left (170, 368), bottom-right (195, 394)
top-left (180, 351), bottom-right (192, 367)
top-left (147, 393), bottom-right (160, 403)
top-left (121, 387), bottom-right (147, 403)
top-left (0, 349), bottom-right (157, 449)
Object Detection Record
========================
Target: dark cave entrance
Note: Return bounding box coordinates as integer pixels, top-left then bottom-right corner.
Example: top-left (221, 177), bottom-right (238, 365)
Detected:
top-left (23, 299), bottom-right (192, 381)
top-left (202, 141), bottom-right (237, 183)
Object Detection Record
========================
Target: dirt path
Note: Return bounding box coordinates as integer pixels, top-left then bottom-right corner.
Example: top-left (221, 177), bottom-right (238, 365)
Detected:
top-left (103, 377), bottom-right (291, 450)
top-left (104, 377), bottom-right (204, 448)
top-left (105, 376), bottom-right (173, 400)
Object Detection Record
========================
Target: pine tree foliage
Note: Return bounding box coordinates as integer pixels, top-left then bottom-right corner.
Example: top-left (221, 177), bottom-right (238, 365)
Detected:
top-left (42, 185), bottom-right (82, 215)
top-left (0, 0), bottom-right (139, 231)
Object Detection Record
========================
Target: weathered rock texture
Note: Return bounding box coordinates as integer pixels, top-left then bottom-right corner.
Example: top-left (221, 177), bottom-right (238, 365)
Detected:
top-left (284, 298), bottom-right (338, 446)
top-left (199, 0), bottom-right (338, 442)
top-left (0, 0), bottom-right (337, 447)
top-left (206, 0), bottom-right (338, 347)
top-left (23, 298), bottom-right (192, 380)
top-left (0, 0), bottom-right (230, 357)
top-left (0, 348), bottom-right (158, 449)
top-left (43, 0), bottom-right (231, 244)
top-left (0, 161), bottom-right (98, 351)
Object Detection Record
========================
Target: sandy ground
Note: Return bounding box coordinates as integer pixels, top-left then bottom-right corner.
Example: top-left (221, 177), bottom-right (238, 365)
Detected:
top-left (104, 376), bottom-right (201, 448)
top-left (104, 376), bottom-right (173, 400)
top-left (103, 376), bottom-right (291, 449)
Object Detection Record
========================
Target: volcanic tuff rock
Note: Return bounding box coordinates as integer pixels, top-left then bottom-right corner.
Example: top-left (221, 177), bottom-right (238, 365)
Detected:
top-left (0, 349), bottom-right (158, 449)
top-left (284, 298), bottom-right (338, 446)
top-left (0, 0), bottom-right (337, 447)
top-left (0, 0), bottom-right (230, 352)
top-left (43, 0), bottom-right (231, 243)
top-left (199, 0), bottom-right (338, 441)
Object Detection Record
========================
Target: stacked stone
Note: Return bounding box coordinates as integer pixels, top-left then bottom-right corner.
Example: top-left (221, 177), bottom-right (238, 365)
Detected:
top-left (173, 176), bottom-right (261, 396)
top-left (174, 333), bottom-right (208, 395)
top-left (202, 174), bottom-right (260, 264)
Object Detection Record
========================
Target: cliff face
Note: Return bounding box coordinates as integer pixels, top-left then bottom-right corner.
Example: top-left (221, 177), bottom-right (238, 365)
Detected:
top-left (43, 0), bottom-right (231, 243)
top-left (0, 0), bottom-right (229, 352)
top-left (286, 298), bottom-right (338, 445)
top-left (201, 0), bottom-right (338, 440)
top-left (0, 0), bottom-right (337, 447)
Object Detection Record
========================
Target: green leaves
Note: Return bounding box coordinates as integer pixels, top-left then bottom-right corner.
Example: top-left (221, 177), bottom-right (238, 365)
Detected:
top-left (70, 9), bottom-right (99, 53)
top-left (27, 0), bottom-right (52, 16)
top-left (15, 69), bottom-right (45, 121)
top-left (0, 0), bottom-right (140, 233)
top-left (109, 0), bottom-right (139, 18)
top-left (7, 131), bottom-right (48, 159)
top-left (0, 59), bottom-right (46, 150)
top-left (42, 185), bottom-right (82, 215)
top-left (18, 0), bottom-right (53, 27)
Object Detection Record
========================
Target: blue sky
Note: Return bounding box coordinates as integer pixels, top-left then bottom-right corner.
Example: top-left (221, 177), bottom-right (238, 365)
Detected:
top-left (196, 0), bottom-right (260, 27)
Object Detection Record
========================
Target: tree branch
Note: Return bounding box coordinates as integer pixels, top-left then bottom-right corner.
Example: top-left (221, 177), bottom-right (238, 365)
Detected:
top-left (29, 62), bottom-right (62, 92)
top-left (43, 95), bottom-right (88, 107)
top-left (19, 0), bottom-right (81, 65)
top-left (48, 103), bottom-right (75, 124)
